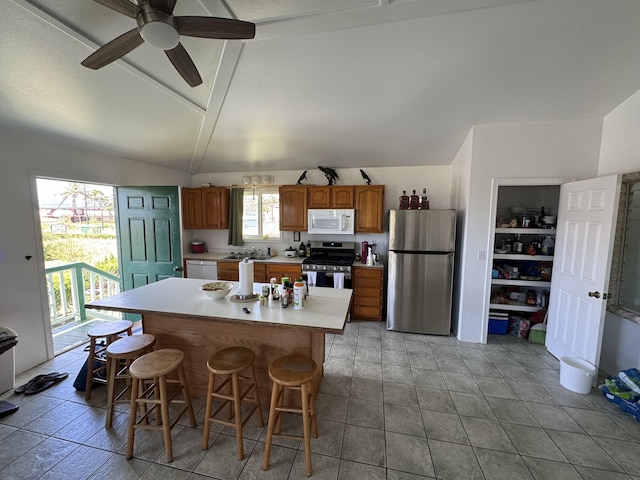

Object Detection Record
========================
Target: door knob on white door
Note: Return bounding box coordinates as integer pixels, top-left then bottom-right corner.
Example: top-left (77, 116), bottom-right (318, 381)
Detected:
top-left (588, 291), bottom-right (601, 298)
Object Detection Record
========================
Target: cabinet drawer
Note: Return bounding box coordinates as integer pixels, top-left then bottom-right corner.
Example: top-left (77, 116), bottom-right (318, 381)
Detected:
top-left (352, 305), bottom-right (382, 320)
top-left (353, 287), bottom-right (383, 301)
top-left (353, 295), bottom-right (382, 308)
top-left (353, 276), bottom-right (383, 288)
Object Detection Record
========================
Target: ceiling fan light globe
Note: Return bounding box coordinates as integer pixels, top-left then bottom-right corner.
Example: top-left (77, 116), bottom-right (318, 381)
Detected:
top-left (139, 21), bottom-right (180, 50)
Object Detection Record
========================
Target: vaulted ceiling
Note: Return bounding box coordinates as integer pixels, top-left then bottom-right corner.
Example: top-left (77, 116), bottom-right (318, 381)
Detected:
top-left (2, 0), bottom-right (640, 174)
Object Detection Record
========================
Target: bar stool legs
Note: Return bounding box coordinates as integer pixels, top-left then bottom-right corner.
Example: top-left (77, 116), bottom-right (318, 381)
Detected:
top-left (104, 333), bottom-right (155, 428)
top-left (85, 320), bottom-right (133, 400)
top-left (126, 348), bottom-right (196, 463)
top-left (263, 354), bottom-right (318, 477)
top-left (202, 347), bottom-right (264, 460)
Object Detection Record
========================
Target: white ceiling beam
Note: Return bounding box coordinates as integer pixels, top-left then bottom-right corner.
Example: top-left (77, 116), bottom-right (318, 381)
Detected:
top-left (188, 40), bottom-right (244, 174)
top-left (251, 0), bottom-right (534, 42)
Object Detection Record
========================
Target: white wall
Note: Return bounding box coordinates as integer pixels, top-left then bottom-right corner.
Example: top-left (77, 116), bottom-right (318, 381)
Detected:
top-left (450, 130), bottom-right (473, 335)
top-left (598, 89), bottom-right (640, 374)
top-left (456, 119), bottom-right (602, 343)
top-left (0, 127), bottom-right (190, 373)
top-left (599, 88), bottom-right (640, 176)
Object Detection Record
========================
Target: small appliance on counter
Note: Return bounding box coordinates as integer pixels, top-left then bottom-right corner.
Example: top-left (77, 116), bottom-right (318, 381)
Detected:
top-left (190, 241), bottom-right (206, 253)
top-left (284, 247), bottom-right (297, 257)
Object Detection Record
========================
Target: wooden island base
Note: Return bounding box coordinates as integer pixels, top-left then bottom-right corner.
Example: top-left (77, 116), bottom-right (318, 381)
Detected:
top-left (143, 312), bottom-right (325, 404)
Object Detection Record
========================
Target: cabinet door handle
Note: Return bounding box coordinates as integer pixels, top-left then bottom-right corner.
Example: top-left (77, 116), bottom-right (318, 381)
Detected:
top-left (173, 266), bottom-right (184, 272)
top-left (588, 291), bottom-right (601, 299)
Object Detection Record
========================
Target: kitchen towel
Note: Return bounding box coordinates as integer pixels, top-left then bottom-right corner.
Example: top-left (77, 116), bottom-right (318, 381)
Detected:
top-left (333, 273), bottom-right (345, 289)
top-left (306, 272), bottom-right (317, 287)
top-left (316, 272), bottom-right (328, 287)
top-left (238, 259), bottom-right (254, 296)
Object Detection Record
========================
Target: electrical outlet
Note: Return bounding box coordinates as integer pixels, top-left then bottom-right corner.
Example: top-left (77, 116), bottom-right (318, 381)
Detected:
top-left (477, 250), bottom-right (486, 261)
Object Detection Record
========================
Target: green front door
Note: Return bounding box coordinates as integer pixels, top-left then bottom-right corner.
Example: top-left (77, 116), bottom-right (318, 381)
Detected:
top-left (116, 186), bottom-right (182, 291)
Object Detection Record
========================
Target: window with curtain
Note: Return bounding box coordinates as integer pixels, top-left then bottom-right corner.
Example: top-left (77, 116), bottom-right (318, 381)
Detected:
top-left (242, 188), bottom-right (280, 240)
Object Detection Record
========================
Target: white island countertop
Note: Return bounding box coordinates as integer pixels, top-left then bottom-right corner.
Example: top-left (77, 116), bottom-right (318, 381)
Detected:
top-left (86, 277), bottom-right (352, 334)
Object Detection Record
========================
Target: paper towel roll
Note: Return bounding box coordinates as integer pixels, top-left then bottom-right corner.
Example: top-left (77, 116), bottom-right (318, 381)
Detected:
top-left (238, 259), bottom-right (254, 296)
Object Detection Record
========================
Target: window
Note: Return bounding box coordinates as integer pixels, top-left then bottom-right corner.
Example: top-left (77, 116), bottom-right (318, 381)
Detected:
top-left (609, 172), bottom-right (640, 321)
top-left (242, 188), bottom-right (280, 240)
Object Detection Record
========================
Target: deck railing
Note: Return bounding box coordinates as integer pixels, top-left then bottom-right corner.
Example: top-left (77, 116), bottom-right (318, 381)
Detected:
top-left (45, 262), bottom-right (121, 329)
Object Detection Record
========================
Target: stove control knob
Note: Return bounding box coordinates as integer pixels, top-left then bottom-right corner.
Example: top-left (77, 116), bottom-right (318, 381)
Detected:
top-left (322, 265), bottom-right (327, 271)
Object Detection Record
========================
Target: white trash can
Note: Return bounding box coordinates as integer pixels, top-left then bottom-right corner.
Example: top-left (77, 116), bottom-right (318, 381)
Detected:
top-left (559, 357), bottom-right (596, 394)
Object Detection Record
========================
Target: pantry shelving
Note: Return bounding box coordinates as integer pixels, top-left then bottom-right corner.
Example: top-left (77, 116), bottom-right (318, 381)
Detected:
top-left (488, 184), bottom-right (561, 332)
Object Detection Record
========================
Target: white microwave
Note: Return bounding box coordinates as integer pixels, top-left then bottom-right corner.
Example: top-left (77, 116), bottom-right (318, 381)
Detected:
top-left (307, 209), bottom-right (355, 235)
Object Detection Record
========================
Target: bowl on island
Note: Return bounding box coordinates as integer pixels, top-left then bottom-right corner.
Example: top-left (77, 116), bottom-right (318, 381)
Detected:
top-left (200, 281), bottom-right (234, 299)
top-left (543, 215), bottom-right (557, 224)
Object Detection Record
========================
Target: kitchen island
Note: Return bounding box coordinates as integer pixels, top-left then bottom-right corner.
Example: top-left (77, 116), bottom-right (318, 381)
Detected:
top-left (85, 278), bottom-right (352, 401)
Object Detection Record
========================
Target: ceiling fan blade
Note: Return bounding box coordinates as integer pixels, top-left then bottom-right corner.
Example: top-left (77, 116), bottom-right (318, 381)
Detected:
top-left (149, 0), bottom-right (177, 14)
top-left (81, 29), bottom-right (144, 69)
top-left (93, 0), bottom-right (139, 18)
top-left (165, 43), bottom-right (203, 87)
top-left (175, 16), bottom-right (256, 40)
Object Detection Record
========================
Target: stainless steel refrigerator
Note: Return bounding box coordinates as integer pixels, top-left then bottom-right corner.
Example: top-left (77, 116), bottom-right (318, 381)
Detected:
top-left (386, 209), bottom-right (456, 334)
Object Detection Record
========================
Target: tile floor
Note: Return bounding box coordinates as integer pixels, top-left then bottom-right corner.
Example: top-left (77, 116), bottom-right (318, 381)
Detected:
top-left (1, 321), bottom-right (640, 479)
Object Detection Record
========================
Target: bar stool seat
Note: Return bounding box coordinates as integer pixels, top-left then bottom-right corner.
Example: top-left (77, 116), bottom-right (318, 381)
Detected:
top-left (126, 348), bottom-right (197, 463)
top-left (263, 354), bottom-right (318, 477)
top-left (85, 320), bottom-right (133, 400)
top-left (202, 346), bottom-right (264, 459)
top-left (105, 333), bottom-right (156, 428)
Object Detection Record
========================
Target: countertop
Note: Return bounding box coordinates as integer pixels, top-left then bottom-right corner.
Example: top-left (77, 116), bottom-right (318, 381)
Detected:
top-left (86, 277), bottom-right (352, 333)
top-left (183, 252), bottom-right (384, 268)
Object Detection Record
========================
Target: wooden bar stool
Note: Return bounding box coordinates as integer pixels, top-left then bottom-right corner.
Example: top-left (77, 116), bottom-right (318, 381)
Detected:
top-left (105, 333), bottom-right (156, 428)
top-left (85, 320), bottom-right (133, 400)
top-left (202, 346), bottom-right (264, 460)
top-left (262, 354), bottom-right (318, 477)
top-left (126, 348), bottom-right (197, 463)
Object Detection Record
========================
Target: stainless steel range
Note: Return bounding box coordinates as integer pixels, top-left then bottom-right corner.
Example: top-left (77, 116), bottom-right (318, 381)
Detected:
top-left (302, 241), bottom-right (355, 288)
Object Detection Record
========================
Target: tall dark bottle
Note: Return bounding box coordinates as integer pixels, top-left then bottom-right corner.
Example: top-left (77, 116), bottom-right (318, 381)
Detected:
top-left (537, 207), bottom-right (545, 227)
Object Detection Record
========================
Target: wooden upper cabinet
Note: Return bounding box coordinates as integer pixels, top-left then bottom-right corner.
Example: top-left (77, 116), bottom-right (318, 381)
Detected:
top-left (355, 185), bottom-right (385, 233)
top-left (181, 188), bottom-right (204, 229)
top-left (332, 186), bottom-right (354, 208)
top-left (279, 186), bottom-right (308, 231)
top-left (308, 186), bottom-right (354, 209)
top-left (181, 187), bottom-right (229, 230)
top-left (308, 187), bottom-right (331, 208)
top-left (202, 187), bottom-right (230, 229)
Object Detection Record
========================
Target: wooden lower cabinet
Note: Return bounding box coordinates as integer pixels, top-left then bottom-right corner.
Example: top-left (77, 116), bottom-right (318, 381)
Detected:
top-left (218, 261), bottom-right (300, 284)
top-left (254, 262), bottom-right (267, 283)
top-left (217, 260), bottom-right (239, 281)
top-left (266, 264), bottom-right (302, 283)
top-left (351, 266), bottom-right (384, 321)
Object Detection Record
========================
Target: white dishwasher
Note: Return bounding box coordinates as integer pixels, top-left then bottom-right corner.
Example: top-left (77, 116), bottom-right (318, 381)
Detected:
top-left (185, 260), bottom-right (218, 280)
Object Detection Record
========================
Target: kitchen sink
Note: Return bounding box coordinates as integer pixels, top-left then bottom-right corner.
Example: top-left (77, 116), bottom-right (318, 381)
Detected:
top-left (222, 254), bottom-right (272, 260)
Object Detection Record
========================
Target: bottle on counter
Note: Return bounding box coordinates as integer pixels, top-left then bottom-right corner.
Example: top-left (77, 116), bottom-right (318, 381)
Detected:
top-left (409, 190), bottom-right (420, 209)
top-left (399, 191), bottom-right (409, 210)
top-left (419, 188), bottom-right (430, 210)
top-left (299, 242), bottom-right (306, 257)
top-left (366, 247), bottom-right (373, 266)
top-left (294, 279), bottom-right (305, 309)
top-left (306, 240), bottom-right (311, 257)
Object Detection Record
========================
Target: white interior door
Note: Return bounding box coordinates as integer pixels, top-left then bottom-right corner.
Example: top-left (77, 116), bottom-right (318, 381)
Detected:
top-left (546, 175), bottom-right (621, 368)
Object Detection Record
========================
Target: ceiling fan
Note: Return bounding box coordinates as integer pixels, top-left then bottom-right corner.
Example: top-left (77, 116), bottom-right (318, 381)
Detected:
top-left (81, 0), bottom-right (256, 87)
